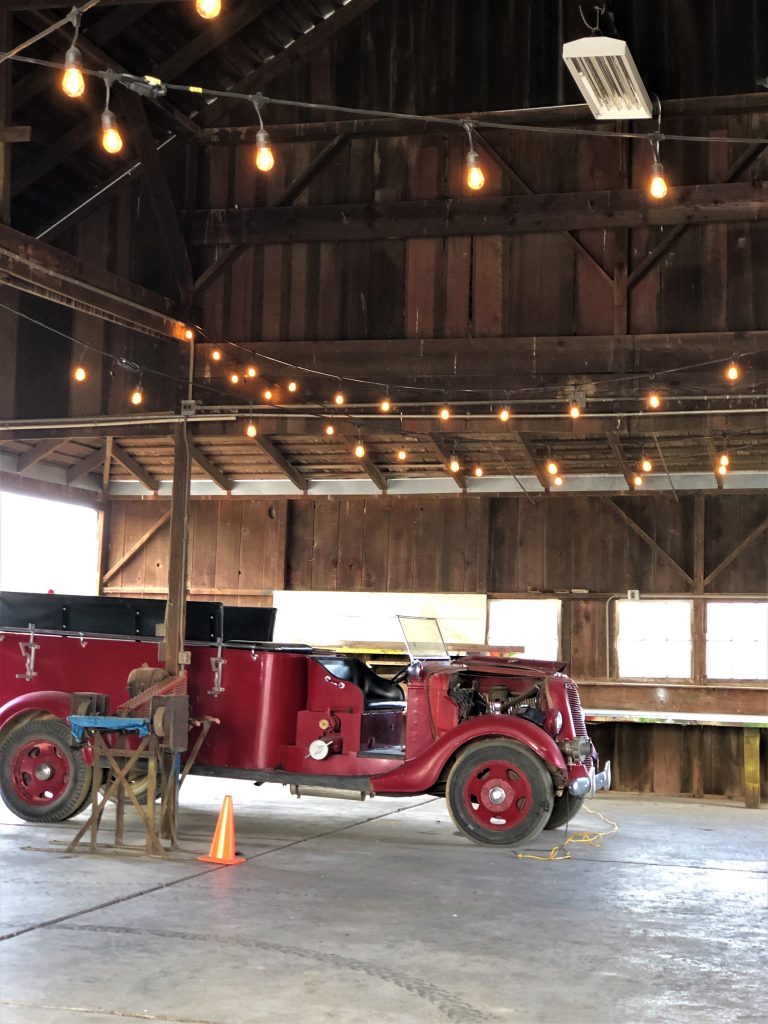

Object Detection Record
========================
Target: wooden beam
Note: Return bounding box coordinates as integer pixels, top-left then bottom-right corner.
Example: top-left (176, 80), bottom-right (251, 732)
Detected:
top-left (66, 444), bottom-right (106, 485)
top-left (185, 181), bottom-right (768, 245)
top-left (357, 450), bottom-right (387, 493)
top-left (474, 131), bottom-right (611, 286)
top-left (0, 126), bottom-right (30, 143)
top-left (16, 437), bottom-right (66, 474)
top-left (102, 508), bottom-right (171, 586)
top-left (705, 436), bottom-right (725, 490)
top-left (704, 517), bottom-right (768, 589)
top-left (121, 91), bottom-right (194, 306)
top-left (744, 731), bottom-right (761, 809)
top-left (253, 435), bottom-right (307, 492)
top-left (601, 496), bottom-right (694, 586)
top-left (102, 436), bottom-right (113, 492)
top-left (111, 442), bottom-right (160, 492)
top-left (194, 133), bottom-right (350, 295)
top-left (189, 440), bottom-right (233, 493)
top-left (628, 143), bottom-right (767, 288)
top-left (164, 423), bottom-right (191, 675)
top-left (511, 431), bottom-right (549, 490)
top-left (0, 223), bottom-right (185, 340)
top-left (428, 433), bottom-right (466, 491)
top-left (606, 430), bottom-right (637, 490)
top-left (652, 433), bottom-right (679, 503)
top-left (0, 11), bottom-right (10, 225)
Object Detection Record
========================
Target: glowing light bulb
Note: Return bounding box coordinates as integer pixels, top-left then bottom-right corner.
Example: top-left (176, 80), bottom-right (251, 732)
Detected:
top-left (466, 151), bottom-right (485, 191)
top-left (439, 406), bottom-right (450, 421)
top-left (230, 372), bottom-right (240, 384)
top-left (449, 457), bottom-right (460, 474)
top-left (474, 466), bottom-right (483, 477)
top-left (196, 0), bottom-right (222, 18)
top-left (245, 422), bottom-right (257, 438)
top-left (263, 388), bottom-right (273, 401)
top-left (73, 365), bottom-right (87, 382)
top-left (719, 453), bottom-right (730, 467)
top-left (717, 463), bottom-right (728, 476)
top-left (325, 423), bottom-right (335, 436)
top-left (101, 110), bottom-right (123, 154)
top-left (569, 402), bottom-right (581, 419)
top-left (725, 361), bottom-right (740, 382)
top-left (553, 475), bottom-right (563, 487)
top-left (633, 474), bottom-right (643, 487)
top-left (287, 380), bottom-right (298, 393)
top-left (641, 457), bottom-right (653, 473)
top-left (649, 162), bottom-right (668, 200)
top-left (354, 443), bottom-right (366, 458)
top-left (379, 397), bottom-right (392, 413)
top-left (246, 366), bottom-right (257, 378)
top-left (546, 461), bottom-right (558, 476)
top-left (211, 348), bottom-right (222, 362)
top-left (334, 391), bottom-right (345, 406)
top-left (184, 327), bottom-right (195, 341)
top-left (61, 47), bottom-right (85, 98)
top-left (647, 391), bottom-right (661, 410)
top-left (498, 407), bottom-right (510, 423)
top-left (255, 128), bottom-right (275, 172)
top-left (397, 449), bottom-right (407, 461)
top-left (130, 387), bottom-right (143, 406)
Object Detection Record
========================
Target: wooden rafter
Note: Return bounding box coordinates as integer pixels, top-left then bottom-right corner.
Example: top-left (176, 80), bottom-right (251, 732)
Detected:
top-left (606, 431), bottom-right (637, 491)
top-left (102, 508), bottom-right (171, 586)
top-left (184, 181), bottom-right (768, 246)
top-left (189, 440), bottom-right (233, 493)
top-left (511, 432), bottom-right (549, 491)
top-left (66, 444), bottom-right (106, 485)
top-left (253, 435), bottom-right (307, 493)
top-left (111, 442), bottom-right (159, 492)
top-left (429, 433), bottom-right (466, 492)
top-left (357, 448), bottom-right (387, 493)
top-left (705, 437), bottom-right (725, 490)
top-left (601, 496), bottom-right (694, 586)
top-left (102, 436), bottom-right (113, 492)
top-left (704, 517), bottom-right (768, 589)
top-left (16, 437), bottom-right (66, 474)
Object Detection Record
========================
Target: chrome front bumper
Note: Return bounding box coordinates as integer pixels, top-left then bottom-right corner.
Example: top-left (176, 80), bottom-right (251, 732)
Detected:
top-left (569, 760), bottom-right (611, 798)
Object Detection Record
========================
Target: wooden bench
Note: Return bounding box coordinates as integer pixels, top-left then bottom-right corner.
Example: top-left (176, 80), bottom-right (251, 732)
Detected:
top-left (584, 708), bottom-right (767, 808)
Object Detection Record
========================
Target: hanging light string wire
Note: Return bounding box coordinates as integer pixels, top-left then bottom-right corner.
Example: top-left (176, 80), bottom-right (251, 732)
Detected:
top-left (0, 2), bottom-right (102, 66)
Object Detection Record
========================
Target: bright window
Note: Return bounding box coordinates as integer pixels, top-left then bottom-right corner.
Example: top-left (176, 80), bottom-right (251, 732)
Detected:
top-left (706, 602), bottom-right (768, 680)
top-left (617, 599), bottom-right (692, 679)
top-left (486, 599), bottom-right (561, 660)
top-left (0, 491), bottom-right (99, 596)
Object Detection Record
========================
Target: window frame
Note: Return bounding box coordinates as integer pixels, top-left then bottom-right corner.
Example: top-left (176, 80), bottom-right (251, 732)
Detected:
top-left (614, 597), bottom-right (694, 682)
top-left (486, 597), bottom-right (563, 662)
top-left (704, 599), bottom-right (768, 683)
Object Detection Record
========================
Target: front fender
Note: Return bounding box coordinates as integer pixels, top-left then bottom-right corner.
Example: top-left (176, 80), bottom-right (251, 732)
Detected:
top-left (0, 690), bottom-right (74, 737)
top-left (373, 716), bottom-right (567, 795)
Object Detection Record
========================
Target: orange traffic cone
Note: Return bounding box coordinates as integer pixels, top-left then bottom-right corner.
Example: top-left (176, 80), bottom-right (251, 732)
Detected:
top-left (198, 795), bottom-right (245, 865)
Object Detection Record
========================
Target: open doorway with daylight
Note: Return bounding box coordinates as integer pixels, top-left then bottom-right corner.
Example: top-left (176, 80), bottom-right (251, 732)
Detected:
top-left (0, 491), bottom-right (99, 596)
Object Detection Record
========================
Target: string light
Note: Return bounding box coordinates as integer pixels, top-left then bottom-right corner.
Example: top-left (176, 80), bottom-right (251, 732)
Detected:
top-left (463, 122), bottom-right (485, 191)
top-left (229, 371), bottom-right (240, 384)
top-left (130, 385), bottom-right (143, 406)
top-left (246, 366), bottom-right (257, 378)
top-left (379, 396), bottom-right (392, 413)
top-left (253, 95), bottom-right (275, 172)
top-left (648, 108), bottom-right (668, 199)
top-left (334, 390), bottom-right (345, 406)
top-left (287, 380), bottom-right (298, 393)
top-left (449, 456), bottom-right (460, 474)
top-left (73, 365), bottom-right (87, 382)
top-left (569, 400), bottom-right (582, 419)
top-left (325, 423), bottom-right (335, 436)
top-left (498, 407), bottom-right (510, 423)
top-left (633, 473), bottom-right (643, 487)
top-left (196, 0), bottom-right (222, 18)
top-left (725, 361), bottom-right (740, 381)
top-left (547, 461), bottom-right (559, 476)
top-left (474, 466), bottom-right (483, 477)
top-left (553, 475), bottom-right (563, 487)
top-left (641, 456), bottom-right (653, 473)
top-left (263, 387), bottom-right (273, 401)
top-left (647, 391), bottom-right (661, 410)
top-left (184, 327), bottom-right (195, 342)
top-left (719, 452), bottom-right (730, 467)
top-left (354, 442), bottom-right (366, 458)
top-left (397, 448), bottom-right (407, 461)
top-left (717, 463), bottom-right (728, 476)
top-left (61, 47), bottom-right (85, 99)
top-left (245, 421), bottom-right (257, 438)
top-left (100, 79), bottom-right (123, 154)
top-left (439, 406), bottom-right (451, 421)
top-left (210, 348), bottom-right (222, 362)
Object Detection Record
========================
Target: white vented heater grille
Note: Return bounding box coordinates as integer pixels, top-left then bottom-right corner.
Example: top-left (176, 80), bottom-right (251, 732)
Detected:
top-left (562, 36), bottom-right (653, 121)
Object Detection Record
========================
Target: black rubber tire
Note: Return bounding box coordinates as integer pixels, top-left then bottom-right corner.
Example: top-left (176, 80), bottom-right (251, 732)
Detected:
top-left (544, 792), bottom-right (585, 830)
top-left (0, 717), bottom-right (92, 823)
top-left (445, 738), bottom-right (554, 847)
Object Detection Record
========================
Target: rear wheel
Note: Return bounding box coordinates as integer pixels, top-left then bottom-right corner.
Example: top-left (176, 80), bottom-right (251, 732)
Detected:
top-left (0, 718), bottom-right (92, 823)
top-left (544, 792), bottom-right (585, 830)
top-left (446, 739), bottom-right (554, 847)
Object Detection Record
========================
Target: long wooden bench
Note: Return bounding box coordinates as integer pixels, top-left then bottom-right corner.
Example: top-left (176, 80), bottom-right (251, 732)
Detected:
top-left (584, 708), bottom-right (767, 808)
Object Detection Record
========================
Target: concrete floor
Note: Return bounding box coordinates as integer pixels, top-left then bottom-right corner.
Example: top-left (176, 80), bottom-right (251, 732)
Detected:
top-left (0, 780), bottom-right (766, 1024)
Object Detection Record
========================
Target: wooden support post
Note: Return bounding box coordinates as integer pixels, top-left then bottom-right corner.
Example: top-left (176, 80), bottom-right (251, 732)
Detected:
top-left (743, 730), bottom-right (761, 809)
top-left (692, 495), bottom-right (706, 685)
top-left (0, 12), bottom-right (11, 225)
top-left (164, 422), bottom-right (191, 675)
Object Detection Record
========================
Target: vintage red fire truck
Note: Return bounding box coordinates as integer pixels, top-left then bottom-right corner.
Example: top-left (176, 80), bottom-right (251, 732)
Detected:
top-left (0, 592), bottom-right (610, 846)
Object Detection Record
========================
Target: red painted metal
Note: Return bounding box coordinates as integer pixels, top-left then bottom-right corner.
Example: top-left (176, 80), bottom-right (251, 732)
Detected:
top-left (10, 735), bottom-right (70, 805)
top-left (0, 690), bottom-right (79, 735)
top-left (462, 758), bottom-right (533, 832)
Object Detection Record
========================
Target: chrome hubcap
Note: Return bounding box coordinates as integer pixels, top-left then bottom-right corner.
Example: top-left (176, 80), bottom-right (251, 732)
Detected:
top-left (34, 763), bottom-right (54, 781)
top-left (488, 786), bottom-right (506, 804)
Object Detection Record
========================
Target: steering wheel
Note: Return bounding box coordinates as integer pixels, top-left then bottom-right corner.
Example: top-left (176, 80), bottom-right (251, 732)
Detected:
top-left (389, 666), bottom-right (409, 688)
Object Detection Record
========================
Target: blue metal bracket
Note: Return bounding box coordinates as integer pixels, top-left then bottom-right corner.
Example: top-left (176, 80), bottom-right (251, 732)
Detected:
top-left (68, 715), bottom-right (151, 743)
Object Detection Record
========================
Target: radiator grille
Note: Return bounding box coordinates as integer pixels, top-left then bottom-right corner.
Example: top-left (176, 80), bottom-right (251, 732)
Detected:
top-left (566, 681), bottom-right (593, 770)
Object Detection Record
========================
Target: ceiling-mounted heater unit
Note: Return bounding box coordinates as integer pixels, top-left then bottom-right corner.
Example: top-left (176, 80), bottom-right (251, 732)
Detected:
top-left (562, 36), bottom-right (653, 120)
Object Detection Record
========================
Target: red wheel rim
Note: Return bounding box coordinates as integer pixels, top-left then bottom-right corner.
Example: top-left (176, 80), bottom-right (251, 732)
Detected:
top-left (10, 738), bottom-right (71, 806)
top-left (463, 758), bottom-right (533, 831)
